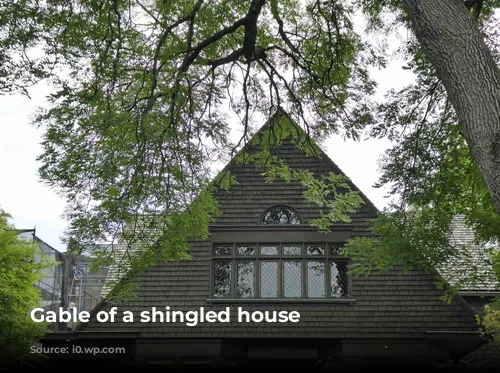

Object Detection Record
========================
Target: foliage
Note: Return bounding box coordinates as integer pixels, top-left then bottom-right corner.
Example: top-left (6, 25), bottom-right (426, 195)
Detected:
top-left (477, 250), bottom-right (500, 342)
top-left (237, 112), bottom-right (364, 232)
top-left (0, 209), bottom-right (53, 368)
top-left (1, 0), bottom-right (500, 339)
top-left (103, 188), bottom-right (220, 303)
top-left (479, 301), bottom-right (500, 344)
top-left (343, 3), bottom-right (500, 340)
top-left (1, 0), bottom-right (379, 300)
top-left (344, 86), bottom-right (500, 278)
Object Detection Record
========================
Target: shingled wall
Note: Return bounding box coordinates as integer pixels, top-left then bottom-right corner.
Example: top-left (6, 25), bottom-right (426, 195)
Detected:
top-left (80, 132), bottom-right (481, 343)
top-left (82, 250), bottom-right (479, 340)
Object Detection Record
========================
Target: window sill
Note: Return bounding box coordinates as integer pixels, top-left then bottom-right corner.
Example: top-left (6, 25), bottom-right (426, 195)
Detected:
top-left (205, 298), bottom-right (356, 305)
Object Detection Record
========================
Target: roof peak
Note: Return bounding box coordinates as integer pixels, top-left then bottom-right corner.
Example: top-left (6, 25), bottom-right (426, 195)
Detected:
top-left (222, 110), bottom-right (381, 215)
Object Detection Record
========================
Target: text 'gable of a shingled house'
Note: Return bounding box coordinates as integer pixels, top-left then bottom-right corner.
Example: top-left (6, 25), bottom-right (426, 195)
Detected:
top-left (41, 111), bottom-right (499, 369)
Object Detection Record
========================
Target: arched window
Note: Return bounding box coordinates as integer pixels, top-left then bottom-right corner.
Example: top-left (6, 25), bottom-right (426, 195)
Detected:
top-left (261, 206), bottom-right (301, 225)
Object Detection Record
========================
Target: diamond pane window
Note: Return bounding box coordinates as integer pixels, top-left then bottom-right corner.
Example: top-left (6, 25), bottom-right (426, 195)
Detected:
top-left (260, 245), bottom-right (278, 256)
top-left (214, 246), bottom-right (232, 256)
top-left (237, 261), bottom-right (255, 298)
top-left (330, 244), bottom-right (342, 256)
top-left (214, 261), bottom-right (231, 298)
top-left (237, 245), bottom-right (255, 256)
top-left (331, 261), bottom-right (349, 298)
top-left (307, 261), bottom-right (325, 298)
top-left (283, 245), bottom-right (302, 256)
top-left (261, 206), bottom-right (301, 225)
top-left (260, 261), bottom-right (278, 298)
top-left (212, 243), bottom-right (350, 299)
top-left (306, 245), bottom-right (325, 256)
top-left (284, 261), bottom-right (302, 298)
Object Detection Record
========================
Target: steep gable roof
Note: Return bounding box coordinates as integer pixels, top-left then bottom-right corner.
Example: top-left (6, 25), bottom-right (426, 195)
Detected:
top-left (99, 110), bottom-right (380, 293)
top-left (74, 111), bottom-right (484, 351)
top-left (98, 110), bottom-right (499, 302)
top-left (219, 110), bottom-right (498, 295)
top-left (211, 109), bottom-right (380, 225)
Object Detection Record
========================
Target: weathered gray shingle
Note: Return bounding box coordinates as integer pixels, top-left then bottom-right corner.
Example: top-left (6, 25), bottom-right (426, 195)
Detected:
top-left (81, 128), bottom-right (481, 341)
top-left (438, 215), bottom-right (499, 292)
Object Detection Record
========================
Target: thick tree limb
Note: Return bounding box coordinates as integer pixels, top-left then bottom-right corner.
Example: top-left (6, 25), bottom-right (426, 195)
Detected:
top-left (147, 0), bottom-right (204, 110)
top-left (179, 17), bottom-right (248, 72)
top-left (243, 0), bottom-right (266, 60)
top-left (402, 0), bottom-right (500, 215)
top-left (180, 0), bottom-right (266, 71)
top-left (206, 48), bottom-right (244, 68)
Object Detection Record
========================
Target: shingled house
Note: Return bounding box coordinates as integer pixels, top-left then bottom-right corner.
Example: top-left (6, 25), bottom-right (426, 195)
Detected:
top-left (40, 112), bottom-right (500, 370)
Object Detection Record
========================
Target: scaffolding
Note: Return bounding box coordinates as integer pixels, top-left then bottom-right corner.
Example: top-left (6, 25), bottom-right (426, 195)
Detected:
top-left (68, 264), bottom-right (88, 312)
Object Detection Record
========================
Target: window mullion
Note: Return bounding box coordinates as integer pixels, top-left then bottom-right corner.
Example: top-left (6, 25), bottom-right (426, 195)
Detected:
top-left (252, 259), bottom-right (256, 299)
top-left (325, 244), bottom-right (329, 299)
top-left (301, 242), bottom-right (307, 298)
top-left (256, 258), bottom-right (260, 298)
top-left (278, 244), bottom-right (282, 299)
top-left (232, 259), bottom-right (236, 299)
top-left (210, 260), bottom-right (213, 299)
top-left (256, 243), bottom-right (260, 298)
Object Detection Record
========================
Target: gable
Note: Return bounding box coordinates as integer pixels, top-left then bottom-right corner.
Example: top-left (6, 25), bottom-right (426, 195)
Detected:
top-left (211, 110), bottom-right (379, 227)
top-left (65, 111), bottom-right (495, 368)
top-left (40, 111), bottom-right (500, 369)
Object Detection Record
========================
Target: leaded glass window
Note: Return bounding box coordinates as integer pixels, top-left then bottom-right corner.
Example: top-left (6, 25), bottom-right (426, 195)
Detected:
top-left (307, 261), bottom-right (325, 298)
top-left (213, 261), bottom-right (231, 298)
top-left (283, 244), bottom-right (302, 256)
top-left (283, 261), bottom-right (302, 298)
top-left (260, 261), bottom-right (278, 298)
top-left (261, 206), bottom-right (301, 225)
top-left (331, 261), bottom-right (349, 298)
top-left (211, 243), bottom-right (350, 299)
top-left (237, 261), bottom-right (255, 298)
top-left (260, 245), bottom-right (278, 256)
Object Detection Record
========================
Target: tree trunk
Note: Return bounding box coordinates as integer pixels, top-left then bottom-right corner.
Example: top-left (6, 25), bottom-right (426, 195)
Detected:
top-left (402, 0), bottom-right (500, 215)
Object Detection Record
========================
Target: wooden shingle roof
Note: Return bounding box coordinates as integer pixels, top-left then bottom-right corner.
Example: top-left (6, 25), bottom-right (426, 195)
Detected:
top-left (438, 215), bottom-right (499, 293)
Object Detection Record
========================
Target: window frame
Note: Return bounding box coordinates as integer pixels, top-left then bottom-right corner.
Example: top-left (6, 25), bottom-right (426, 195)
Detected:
top-left (209, 242), bottom-right (353, 303)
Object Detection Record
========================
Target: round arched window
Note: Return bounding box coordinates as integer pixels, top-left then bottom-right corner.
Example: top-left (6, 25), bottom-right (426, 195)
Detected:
top-left (261, 206), bottom-right (301, 225)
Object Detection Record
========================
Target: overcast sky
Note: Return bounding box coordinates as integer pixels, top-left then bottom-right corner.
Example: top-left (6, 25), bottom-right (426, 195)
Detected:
top-left (0, 36), bottom-right (414, 252)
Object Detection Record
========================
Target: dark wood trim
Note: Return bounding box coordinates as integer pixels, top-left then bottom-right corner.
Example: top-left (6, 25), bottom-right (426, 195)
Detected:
top-left (205, 298), bottom-right (356, 304)
top-left (211, 242), bottom-right (351, 301)
top-left (209, 230), bottom-right (351, 243)
top-left (459, 291), bottom-right (500, 296)
top-left (424, 331), bottom-right (481, 340)
top-left (209, 224), bottom-right (353, 231)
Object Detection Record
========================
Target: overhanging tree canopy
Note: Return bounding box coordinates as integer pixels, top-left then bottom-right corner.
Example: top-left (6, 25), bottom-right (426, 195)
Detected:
top-left (2, 0), bottom-right (377, 282)
top-left (1, 0), bottom-right (499, 332)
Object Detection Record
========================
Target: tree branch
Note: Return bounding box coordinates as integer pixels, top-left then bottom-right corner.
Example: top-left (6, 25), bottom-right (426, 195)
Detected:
top-left (180, 0), bottom-right (266, 71)
top-left (179, 17), bottom-right (248, 72)
top-left (464, 0), bottom-right (484, 18)
top-left (206, 48), bottom-right (244, 68)
top-left (242, 0), bottom-right (266, 60)
top-left (147, 0), bottom-right (204, 111)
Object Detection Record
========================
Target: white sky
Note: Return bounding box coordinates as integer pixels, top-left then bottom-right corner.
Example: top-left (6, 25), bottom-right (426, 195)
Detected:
top-left (0, 28), bottom-right (414, 252)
